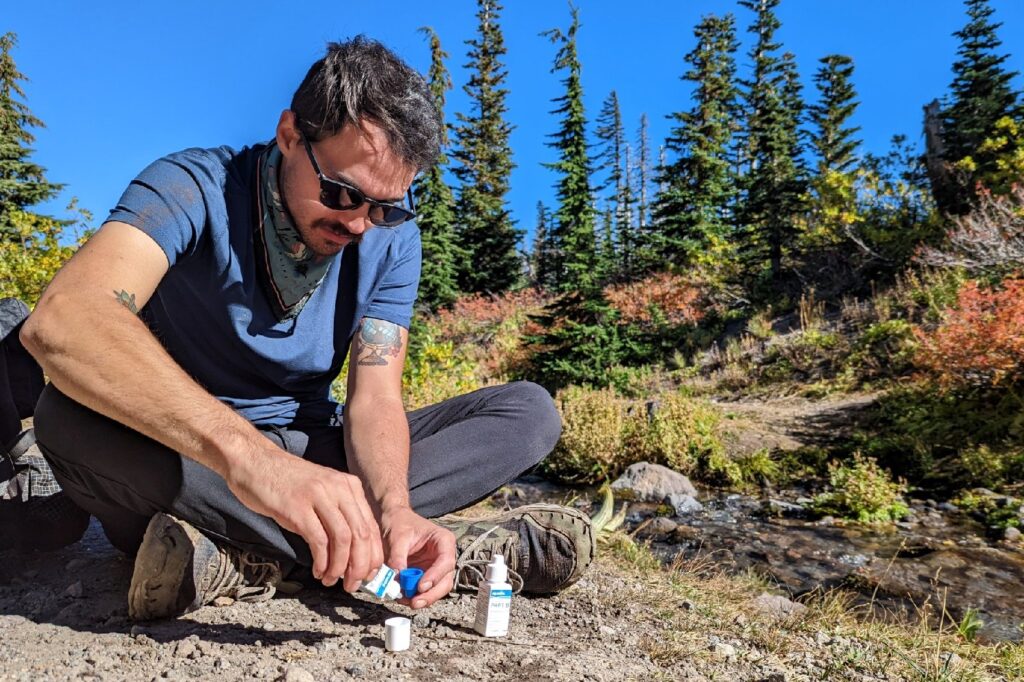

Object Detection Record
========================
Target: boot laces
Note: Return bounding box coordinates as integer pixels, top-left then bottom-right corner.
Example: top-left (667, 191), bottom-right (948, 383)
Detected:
top-left (205, 547), bottom-right (282, 603)
top-left (453, 525), bottom-right (524, 593)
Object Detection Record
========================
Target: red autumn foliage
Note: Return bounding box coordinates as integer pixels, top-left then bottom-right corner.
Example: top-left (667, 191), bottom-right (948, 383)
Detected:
top-left (913, 278), bottom-right (1024, 389)
top-left (430, 289), bottom-right (550, 379)
top-left (603, 272), bottom-right (705, 327)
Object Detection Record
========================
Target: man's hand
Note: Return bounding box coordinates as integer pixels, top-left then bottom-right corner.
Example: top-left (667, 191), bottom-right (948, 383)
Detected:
top-left (381, 506), bottom-right (456, 609)
top-left (226, 448), bottom-right (385, 592)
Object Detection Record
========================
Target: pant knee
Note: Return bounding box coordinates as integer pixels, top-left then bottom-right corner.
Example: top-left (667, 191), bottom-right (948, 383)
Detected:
top-left (507, 381), bottom-right (562, 465)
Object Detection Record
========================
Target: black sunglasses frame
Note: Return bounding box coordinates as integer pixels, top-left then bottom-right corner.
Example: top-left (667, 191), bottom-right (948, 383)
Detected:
top-left (299, 132), bottom-right (416, 228)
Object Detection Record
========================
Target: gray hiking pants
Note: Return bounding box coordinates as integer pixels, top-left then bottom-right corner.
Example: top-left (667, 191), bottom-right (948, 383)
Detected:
top-left (33, 382), bottom-right (560, 567)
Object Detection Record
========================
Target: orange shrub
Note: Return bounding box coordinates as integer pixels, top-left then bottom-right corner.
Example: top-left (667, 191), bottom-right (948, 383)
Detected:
top-left (603, 272), bottom-right (705, 328)
top-left (913, 278), bottom-right (1024, 389)
top-left (430, 289), bottom-right (550, 380)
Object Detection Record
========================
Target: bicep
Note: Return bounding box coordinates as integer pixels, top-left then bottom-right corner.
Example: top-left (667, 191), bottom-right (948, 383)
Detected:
top-left (36, 221), bottom-right (170, 315)
top-left (346, 317), bottom-right (408, 403)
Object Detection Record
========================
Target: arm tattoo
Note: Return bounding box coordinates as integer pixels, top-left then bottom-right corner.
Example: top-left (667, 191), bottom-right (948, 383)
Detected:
top-left (113, 289), bottom-right (139, 314)
top-left (355, 318), bottom-right (403, 366)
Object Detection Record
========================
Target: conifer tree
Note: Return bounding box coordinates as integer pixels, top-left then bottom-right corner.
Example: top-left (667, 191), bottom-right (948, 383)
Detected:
top-left (636, 113), bottom-right (650, 231)
top-left (413, 27), bottom-right (460, 311)
top-left (652, 13), bottom-right (740, 271)
top-left (594, 92), bottom-right (626, 228)
top-left (0, 32), bottom-right (64, 240)
top-left (806, 54), bottom-right (862, 247)
top-left (941, 0), bottom-right (1022, 213)
top-left (540, 4), bottom-right (597, 294)
top-left (450, 0), bottom-right (521, 293)
top-left (529, 5), bottom-right (621, 390)
top-left (529, 201), bottom-right (556, 289)
top-left (736, 0), bottom-right (806, 287)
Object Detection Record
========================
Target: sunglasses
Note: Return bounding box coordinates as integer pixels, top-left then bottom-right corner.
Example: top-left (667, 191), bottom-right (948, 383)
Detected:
top-left (299, 132), bottom-right (416, 228)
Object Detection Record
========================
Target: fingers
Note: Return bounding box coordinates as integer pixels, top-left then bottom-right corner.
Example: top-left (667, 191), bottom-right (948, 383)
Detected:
top-left (408, 529), bottom-right (457, 609)
top-left (337, 474), bottom-right (381, 592)
top-left (314, 504), bottom-right (351, 588)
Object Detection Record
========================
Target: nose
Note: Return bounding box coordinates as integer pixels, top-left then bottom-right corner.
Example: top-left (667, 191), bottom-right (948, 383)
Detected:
top-left (336, 205), bottom-right (373, 235)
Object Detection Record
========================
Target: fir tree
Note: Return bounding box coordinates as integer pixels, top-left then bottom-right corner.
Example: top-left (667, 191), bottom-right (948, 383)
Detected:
top-left (529, 200), bottom-right (556, 289)
top-left (808, 54), bottom-right (861, 174)
top-left (806, 54), bottom-right (863, 248)
top-left (652, 13), bottom-right (740, 271)
top-left (413, 27), bottom-right (460, 311)
top-left (529, 5), bottom-right (622, 390)
top-left (941, 0), bottom-right (1022, 213)
top-left (636, 113), bottom-right (651, 231)
top-left (540, 4), bottom-right (598, 294)
top-left (450, 0), bottom-right (521, 293)
top-left (0, 32), bottom-right (64, 240)
top-left (594, 92), bottom-right (626, 230)
top-left (737, 0), bottom-right (806, 287)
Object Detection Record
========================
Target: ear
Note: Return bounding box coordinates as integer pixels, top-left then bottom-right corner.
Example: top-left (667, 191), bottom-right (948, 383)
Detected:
top-left (276, 110), bottom-right (300, 155)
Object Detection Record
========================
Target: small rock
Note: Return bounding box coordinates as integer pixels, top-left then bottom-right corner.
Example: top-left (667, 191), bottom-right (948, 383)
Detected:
top-left (814, 631), bottom-right (831, 646)
top-left (174, 641), bottom-right (197, 659)
top-left (412, 613), bottom-right (430, 628)
top-left (733, 613), bottom-right (748, 626)
top-left (666, 493), bottom-right (704, 515)
top-left (214, 657), bottom-right (231, 669)
top-left (611, 462), bottom-right (698, 502)
top-left (767, 499), bottom-right (804, 517)
top-left (129, 625), bottom-right (146, 637)
top-left (710, 642), bottom-right (737, 658)
top-left (938, 502), bottom-right (959, 513)
top-left (212, 596), bottom-right (234, 607)
top-left (639, 517), bottom-right (678, 538)
top-left (680, 600), bottom-right (695, 611)
top-left (671, 525), bottom-right (701, 542)
top-left (519, 657), bottom-right (534, 667)
top-left (817, 516), bottom-right (836, 527)
top-left (65, 558), bottom-right (91, 573)
top-left (759, 674), bottom-right (787, 682)
top-left (1004, 526), bottom-right (1022, 543)
top-left (279, 667), bottom-right (315, 682)
top-left (748, 593), bottom-right (808, 622)
top-left (63, 582), bottom-right (84, 599)
top-left (343, 663), bottom-right (367, 679)
top-left (941, 652), bottom-right (964, 671)
top-left (314, 639), bottom-right (339, 652)
top-left (598, 625), bottom-right (616, 637)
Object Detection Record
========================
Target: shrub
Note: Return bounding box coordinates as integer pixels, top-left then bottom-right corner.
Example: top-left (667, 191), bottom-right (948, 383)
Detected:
top-left (622, 390), bottom-right (724, 474)
top-left (845, 319), bottom-right (918, 381)
top-left (543, 386), bottom-right (627, 484)
top-left (812, 453), bottom-right (909, 523)
top-left (401, 331), bottom-right (483, 410)
top-left (603, 271), bottom-right (705, 328)
top-left (0, 210), bottom-right (82, 306)
top-left (913, 278), bottom-right (1024, 390)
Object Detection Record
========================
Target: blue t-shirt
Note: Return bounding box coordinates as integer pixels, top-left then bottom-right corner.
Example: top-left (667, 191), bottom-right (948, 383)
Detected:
top-left (105, 144), bottom-right (421, 427)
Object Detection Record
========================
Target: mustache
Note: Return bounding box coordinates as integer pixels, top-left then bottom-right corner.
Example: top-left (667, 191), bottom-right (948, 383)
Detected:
top-left (316, 221), bottom-right (361, 242)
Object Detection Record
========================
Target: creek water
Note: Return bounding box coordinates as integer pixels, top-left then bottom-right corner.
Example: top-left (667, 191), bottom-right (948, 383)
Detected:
top-left (500, 478), bottom-right (1024, 643)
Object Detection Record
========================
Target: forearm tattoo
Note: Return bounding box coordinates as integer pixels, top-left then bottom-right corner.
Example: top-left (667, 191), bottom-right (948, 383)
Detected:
top-left (355, 318), bottom-right (403, 366)
top-left (113, 289), bottom-right (139, 314)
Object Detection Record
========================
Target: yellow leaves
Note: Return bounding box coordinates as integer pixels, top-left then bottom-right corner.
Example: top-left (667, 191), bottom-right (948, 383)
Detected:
top-left (0, 209), bottom-right (80, 306)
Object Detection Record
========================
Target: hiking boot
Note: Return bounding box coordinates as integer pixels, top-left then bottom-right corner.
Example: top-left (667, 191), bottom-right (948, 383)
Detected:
top-left (128, 513), bottom-right (284, 621)
top-left (0, 429), bottom-right (90, 551)
top-left (437, 503), bottom-right (596, 595)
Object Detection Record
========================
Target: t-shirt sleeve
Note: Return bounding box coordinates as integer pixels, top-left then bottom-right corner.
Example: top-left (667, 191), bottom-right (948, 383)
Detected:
top-left (363, 224), bottom-right (422, 330)
top-left (104, 153), bottom-right (209, 267)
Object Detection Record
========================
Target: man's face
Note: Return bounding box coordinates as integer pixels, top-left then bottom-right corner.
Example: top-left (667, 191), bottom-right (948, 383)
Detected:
top-left (275, 111), bottom-right (416, 258)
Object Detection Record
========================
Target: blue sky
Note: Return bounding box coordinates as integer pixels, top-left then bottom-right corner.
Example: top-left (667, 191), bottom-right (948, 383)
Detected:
top-left (7, 1), bottom-right (1024, 246)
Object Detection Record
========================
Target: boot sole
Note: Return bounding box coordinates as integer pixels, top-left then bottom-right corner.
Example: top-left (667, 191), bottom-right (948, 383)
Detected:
top-left (128, 513), bottom-right (195, 621)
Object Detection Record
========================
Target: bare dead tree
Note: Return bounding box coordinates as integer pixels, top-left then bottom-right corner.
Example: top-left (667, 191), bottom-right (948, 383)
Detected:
top-left (917, 184), bottom-right (1024, 273)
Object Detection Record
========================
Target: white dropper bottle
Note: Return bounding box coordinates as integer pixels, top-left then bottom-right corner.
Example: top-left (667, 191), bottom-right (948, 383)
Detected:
top-left (473, 553), bottom-right (512, 637)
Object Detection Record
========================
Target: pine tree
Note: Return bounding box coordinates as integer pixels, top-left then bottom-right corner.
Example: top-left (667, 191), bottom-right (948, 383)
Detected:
top-left (540, 4), bottom-right (597, 294)
top-left (413, 27), bottom-right (460, 311)
top-left (0, 32), bottom-right (64, 240)
top-left (529, 5), bottom-right (621, 390)
top-left (450, 0), bottom-right (521, 293)
top-left (529, 200), bottom-right (556, 289)
top-left (594, 91), bottom-right (626, 227)
top-left (941, 0), bottom-right (1022, 213)
top-left (808, 55), bottom-right (861, 174)
top-left (736, 0), bottom-right (806, 288)
top-left (806, 54), bottom-right (862, 248)
top-left (652, 13), bottom-right (740, 271)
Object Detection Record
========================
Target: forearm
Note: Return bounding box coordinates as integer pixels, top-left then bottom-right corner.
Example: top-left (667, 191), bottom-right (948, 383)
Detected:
top-left (343, 396), bottom-right (411, 515)
top-left (21, 290), bottom-right (269, 478)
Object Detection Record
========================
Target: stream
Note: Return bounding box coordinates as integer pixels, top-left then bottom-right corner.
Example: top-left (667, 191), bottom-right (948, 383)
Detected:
top-left (499, 477), bottom-right (1024, 643)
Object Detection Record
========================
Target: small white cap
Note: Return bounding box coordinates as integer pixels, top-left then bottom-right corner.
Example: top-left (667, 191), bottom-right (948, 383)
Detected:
top-left (485, 554), bottom-right (508, 583)
top-left (384, 616), bottom-right (411, 652)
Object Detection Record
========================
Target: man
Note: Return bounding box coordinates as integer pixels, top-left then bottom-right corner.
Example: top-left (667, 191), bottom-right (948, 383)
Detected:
top-left (19, 37), bottom-right (594, 621)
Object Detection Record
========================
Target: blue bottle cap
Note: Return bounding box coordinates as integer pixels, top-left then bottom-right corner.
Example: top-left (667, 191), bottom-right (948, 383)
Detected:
top-left (398, 568), bottom-right (424, 599)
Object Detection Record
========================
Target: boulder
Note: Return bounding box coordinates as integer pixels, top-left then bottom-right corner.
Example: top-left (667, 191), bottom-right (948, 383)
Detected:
top-left (611, 462), bottom-right (697, 502)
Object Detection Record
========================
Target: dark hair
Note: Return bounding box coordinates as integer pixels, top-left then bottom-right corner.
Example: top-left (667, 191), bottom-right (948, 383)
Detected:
top-left (290, 36), bottom-right (441, 172)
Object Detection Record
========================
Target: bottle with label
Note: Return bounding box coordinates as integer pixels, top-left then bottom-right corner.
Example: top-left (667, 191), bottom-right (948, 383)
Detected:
top-left (473, 554), bottom-right (512, 637)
